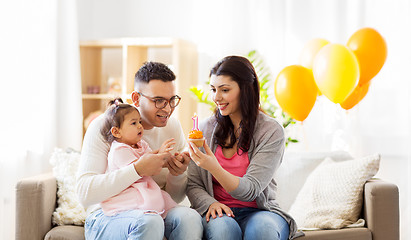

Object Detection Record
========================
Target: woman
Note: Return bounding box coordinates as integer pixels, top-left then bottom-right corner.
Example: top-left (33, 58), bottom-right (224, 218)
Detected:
top-left (187, 56), bottom-right (302, 239)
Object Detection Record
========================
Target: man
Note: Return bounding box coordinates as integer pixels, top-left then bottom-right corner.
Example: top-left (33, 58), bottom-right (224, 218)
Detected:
top-left (77, 62), bottom-right (203, 239)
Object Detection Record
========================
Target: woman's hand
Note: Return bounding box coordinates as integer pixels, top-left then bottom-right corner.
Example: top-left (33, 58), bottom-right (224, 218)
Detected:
top-left (189, 141), bottom-right (240, 192)
top-left (206, 202), bottom-right (235, 222)
top-left (188, 141), bottom-right (221, 174)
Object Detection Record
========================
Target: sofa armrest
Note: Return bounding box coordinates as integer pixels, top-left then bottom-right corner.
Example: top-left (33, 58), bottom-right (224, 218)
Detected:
top-left (16, 172), bottom-right (57, 240)
top-left (363, 178), bottom-right (399, 240)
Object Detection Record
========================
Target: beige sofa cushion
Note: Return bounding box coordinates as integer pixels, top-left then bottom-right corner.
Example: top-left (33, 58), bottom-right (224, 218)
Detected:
top-left (301, 227), bottom-right (372, 240)
top-left (289, 154), bottom-right (380, 229)
top-left (44, 225), bottom-right (84, 240)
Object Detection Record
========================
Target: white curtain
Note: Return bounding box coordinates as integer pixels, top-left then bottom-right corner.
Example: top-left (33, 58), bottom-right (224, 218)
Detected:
top-left (0, 0), bottom-right (82, 239)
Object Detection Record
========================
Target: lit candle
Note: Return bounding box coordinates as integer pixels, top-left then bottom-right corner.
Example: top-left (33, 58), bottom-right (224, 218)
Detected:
top-left (191, 113), bottom-right (199, 131)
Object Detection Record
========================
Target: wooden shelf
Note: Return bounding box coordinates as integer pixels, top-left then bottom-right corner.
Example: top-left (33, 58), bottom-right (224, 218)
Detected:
top-left (80, 38), bottom-right (198, 138)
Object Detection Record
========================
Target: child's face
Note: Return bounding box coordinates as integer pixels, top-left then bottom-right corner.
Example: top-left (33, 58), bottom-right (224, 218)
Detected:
top-left (117, 110), bottom-right (144, 146)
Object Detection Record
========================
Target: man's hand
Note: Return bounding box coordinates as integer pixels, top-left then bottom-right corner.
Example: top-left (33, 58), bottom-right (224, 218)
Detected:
top-left (134, 152), bottom-right (169, 177)
top-left (166, 151), bottom-right (190, 176)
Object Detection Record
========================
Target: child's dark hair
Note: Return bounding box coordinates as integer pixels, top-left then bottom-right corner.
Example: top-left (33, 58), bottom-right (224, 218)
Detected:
top-left (100, 98), bottom-right (139, 143)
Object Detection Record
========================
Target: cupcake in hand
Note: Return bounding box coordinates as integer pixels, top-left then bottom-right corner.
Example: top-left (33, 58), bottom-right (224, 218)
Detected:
top-left (188, 130), bottom-right (205, 147)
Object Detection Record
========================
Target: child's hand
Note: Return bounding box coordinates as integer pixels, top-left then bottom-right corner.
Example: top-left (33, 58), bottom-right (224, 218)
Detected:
top-left (159, 138), bottom-right (176, 153)
top-left (133, 152), bottom-right (169, 177)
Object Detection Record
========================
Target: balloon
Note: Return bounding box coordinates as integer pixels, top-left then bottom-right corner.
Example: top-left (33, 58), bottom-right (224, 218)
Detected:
top-left (313, 43), bottom-right (360, 103)
top-left (299, 38), bottom-right (330, 69)
top-left (347, 27), bottom-right (387, 86)
top-left (299, 38), bottom-right (329, 96)
top-left (340, 81), bottom-right (371, 110)
top-left (274, 65), bottom-right (318, 121)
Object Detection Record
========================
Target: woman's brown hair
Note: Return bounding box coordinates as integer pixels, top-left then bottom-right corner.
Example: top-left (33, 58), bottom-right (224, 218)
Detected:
top-left (210, 56), bottom-right (260, 153)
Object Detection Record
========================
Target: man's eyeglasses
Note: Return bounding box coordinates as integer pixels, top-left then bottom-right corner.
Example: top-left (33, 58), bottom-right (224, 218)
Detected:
top-left (138, 92), bottom-right (181, 109)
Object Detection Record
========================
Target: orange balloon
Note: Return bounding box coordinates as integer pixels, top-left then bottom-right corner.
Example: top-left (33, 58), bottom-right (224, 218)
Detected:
top-left (347, 28), bottom-right (387, 86)
top-left (274, 65), bottom-right (318, 121)
top-left (340, 81), bottom-right (371, 110)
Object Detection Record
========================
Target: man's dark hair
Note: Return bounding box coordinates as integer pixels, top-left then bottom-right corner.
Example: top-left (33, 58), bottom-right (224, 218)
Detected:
top-left (134, 62), bottom-right (176, 86)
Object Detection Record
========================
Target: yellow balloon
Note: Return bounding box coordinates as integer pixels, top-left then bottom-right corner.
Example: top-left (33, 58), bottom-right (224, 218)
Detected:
top-left (299, 38), bottom-right (330, 69)
top-left (274, 65), bottom-right (318, 122)
top-left (313, 43), bottom-right (360, 103)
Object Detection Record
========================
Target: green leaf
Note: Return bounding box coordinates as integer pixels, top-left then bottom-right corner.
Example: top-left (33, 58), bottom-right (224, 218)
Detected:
top-left (189, 86), bottom-right (215, 111)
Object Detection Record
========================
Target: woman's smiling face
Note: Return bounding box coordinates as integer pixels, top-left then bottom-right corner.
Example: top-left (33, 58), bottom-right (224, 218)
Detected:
top-left (210, 74), bottom-right (241, 119)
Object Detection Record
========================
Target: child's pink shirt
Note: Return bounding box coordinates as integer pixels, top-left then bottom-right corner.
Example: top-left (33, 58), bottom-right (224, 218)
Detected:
top-left (212, 145), bottom-right (258, 208)
top-left (100, 140), bottom-right (177, 217)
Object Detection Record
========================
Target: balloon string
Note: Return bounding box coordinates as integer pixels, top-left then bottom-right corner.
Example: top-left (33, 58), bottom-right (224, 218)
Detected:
top-left (300, 121), bottom-right (309, 151)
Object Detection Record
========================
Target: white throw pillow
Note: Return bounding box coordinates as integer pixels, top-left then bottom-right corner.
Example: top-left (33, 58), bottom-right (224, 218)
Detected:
top-left (288, 154), bottom-right (380, 230)
top-left (275, 151), bottom-right (353, 211)
top-left (49, 148), bottom-right (86, 226)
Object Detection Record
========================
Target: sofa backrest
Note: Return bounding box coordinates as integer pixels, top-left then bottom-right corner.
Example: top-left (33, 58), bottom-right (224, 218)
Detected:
top-left (275, 151), bottom-right (353, 211)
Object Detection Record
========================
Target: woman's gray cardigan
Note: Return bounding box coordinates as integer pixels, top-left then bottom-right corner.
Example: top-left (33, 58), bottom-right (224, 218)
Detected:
top-left (186, 111), bottom-right (303, 239)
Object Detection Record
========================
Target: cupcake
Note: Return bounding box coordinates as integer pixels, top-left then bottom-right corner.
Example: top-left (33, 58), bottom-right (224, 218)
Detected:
top-left (188, 130), bottom-right (205, 147)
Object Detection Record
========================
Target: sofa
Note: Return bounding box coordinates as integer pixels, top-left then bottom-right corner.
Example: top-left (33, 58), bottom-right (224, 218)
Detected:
top-left (15, 151), bottom-right (399, 240)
